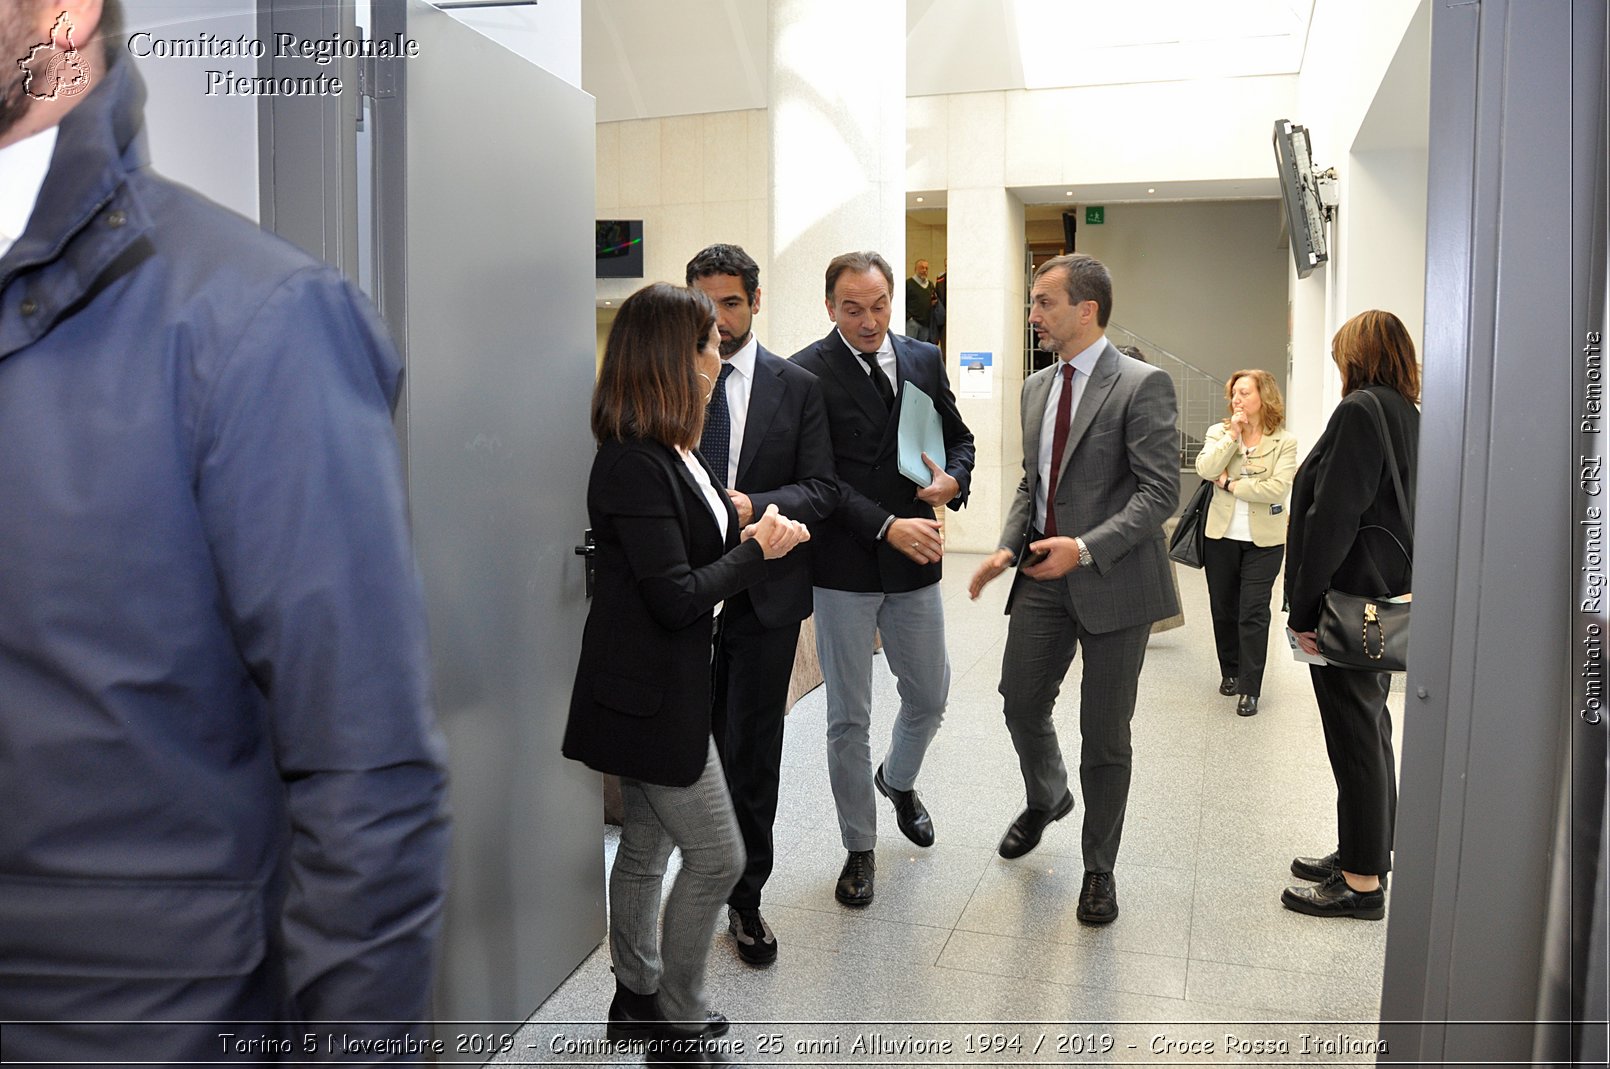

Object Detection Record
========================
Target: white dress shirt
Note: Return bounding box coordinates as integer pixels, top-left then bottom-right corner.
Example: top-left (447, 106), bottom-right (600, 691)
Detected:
top-left (837, 329), bottom-right (896, 392)
top-left (715, 333), bottom-right (758, 488)
top-left (1036, 335), bottom-right (1106, 532)
top-left (677, 446), bottom-right (729, 541)
top-left (678, 444), bottom-right (730, 617)
top-left (1223, 443), bottom-right (1256, 541)
top-left (0, 126), bottom-right (58, 261)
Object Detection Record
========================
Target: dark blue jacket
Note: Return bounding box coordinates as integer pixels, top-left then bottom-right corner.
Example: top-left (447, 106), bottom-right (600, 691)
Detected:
top-left (0, 56), bottom-right (449, 1054)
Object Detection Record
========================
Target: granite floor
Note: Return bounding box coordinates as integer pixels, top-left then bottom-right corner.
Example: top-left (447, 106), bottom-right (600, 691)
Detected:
top-left (508, 552), bottom-right (1402, 1067)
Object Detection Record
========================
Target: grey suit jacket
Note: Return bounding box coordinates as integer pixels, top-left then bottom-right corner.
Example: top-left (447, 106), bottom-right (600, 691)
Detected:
top-left (998, 341), bottom-right (1181, 633)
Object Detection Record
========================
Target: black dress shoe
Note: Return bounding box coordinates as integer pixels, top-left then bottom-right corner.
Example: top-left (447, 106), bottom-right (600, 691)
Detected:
top-left (1236, 694), bottom-right (1259, 716)
top-left (874, 763), bottom-right (935, 847)
top-left (997, 791), bottom-right (1075, 859)
top-left (1218, 676), bottom-right (1238, 696)
top-left (1076, 870), bottom-right (1118, 925)
top-left (1280, 871), bottom-right (1385, 920)
top-left (835, 849), bottom-right (875, 906)
top-left (728, 905), bottom-right (777, 965)
top-left (1290, 849), bottom-right (1387, 890)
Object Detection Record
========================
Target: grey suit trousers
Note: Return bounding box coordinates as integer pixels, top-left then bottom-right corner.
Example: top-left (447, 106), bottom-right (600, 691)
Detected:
top-left (611, 739), bottom-right (744, 1023)
top-left (999, 573), bottom-right (1150, 874)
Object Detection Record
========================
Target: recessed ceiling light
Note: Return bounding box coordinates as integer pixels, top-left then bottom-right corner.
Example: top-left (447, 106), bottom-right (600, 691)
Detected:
top-left (1147, 187), bottom-right (1156, 194)
top-left (604, 301), bottom-right (612, 306)
top-left (1064, 190), bottom-right (1073, 196)
top-left (915, 196), bottom-right (924, 203)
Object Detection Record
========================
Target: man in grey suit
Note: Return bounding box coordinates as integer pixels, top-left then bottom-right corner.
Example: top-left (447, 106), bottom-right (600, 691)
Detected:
top-left (968, 253), bottom-right (1179, 925)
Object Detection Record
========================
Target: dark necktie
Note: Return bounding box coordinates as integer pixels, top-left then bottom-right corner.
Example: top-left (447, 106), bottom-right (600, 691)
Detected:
top-left (1044, 362), bottom-right (1075, 537)
top-left (858, 350), bottom-right (895, 409)
top-left (699, 363), bottom-right (735, 487)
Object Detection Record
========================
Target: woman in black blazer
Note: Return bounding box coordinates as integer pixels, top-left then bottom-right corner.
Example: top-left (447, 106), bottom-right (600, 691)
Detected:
top-left (563, 283), bottom-right (808, 1064)
top-left (1281, 309), bottom-right (1420, 920)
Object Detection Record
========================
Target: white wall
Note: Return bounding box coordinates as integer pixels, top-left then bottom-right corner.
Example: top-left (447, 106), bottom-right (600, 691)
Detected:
top-left (121, 0), bottom-right (260, 222)
top-left (447, 1), bottom-right (582, 89)
top-left (594, 109), bottom-right (771, 307)
top-left (908, 76), bottom-right (1297, 193)
top-left (1286, 0), bottom-right (1428, 451)
top-left (1056, 200), bottom-right (1290, 391)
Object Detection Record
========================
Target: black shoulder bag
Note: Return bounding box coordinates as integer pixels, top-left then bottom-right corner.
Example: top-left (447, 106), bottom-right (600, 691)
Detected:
top-left (1315, 390), bottom-right (1412, 672)
top-left (1167, 479), bottom-right (1214, 569)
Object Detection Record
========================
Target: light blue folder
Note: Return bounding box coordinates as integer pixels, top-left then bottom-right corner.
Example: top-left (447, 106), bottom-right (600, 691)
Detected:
top-left (897, 380), bottom-right (945, 487)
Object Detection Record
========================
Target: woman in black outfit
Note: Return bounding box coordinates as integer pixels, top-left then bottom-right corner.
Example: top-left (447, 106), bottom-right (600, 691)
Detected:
top-left (563, 283), bottom-right (809, 1064)
top-left (1281, 309), bottom-right (1419, 920)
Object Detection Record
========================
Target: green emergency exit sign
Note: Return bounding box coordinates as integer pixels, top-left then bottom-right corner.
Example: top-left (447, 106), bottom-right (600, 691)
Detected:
top-left (1085, 206), bottom-right (1105, 225)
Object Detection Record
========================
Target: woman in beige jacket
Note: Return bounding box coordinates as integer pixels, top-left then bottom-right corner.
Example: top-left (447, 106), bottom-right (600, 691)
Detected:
top-left (1194, 369), bottom-right (1297, 716)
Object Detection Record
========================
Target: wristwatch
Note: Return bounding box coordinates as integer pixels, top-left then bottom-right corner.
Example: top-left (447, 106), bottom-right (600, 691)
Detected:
top-left (1075, 537), bottom-right (1094, 569)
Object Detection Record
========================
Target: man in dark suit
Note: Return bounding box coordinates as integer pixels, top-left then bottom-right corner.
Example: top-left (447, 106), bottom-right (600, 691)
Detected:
top-left (791, 250), bottom-right (974, 907)
top-left (968, 254), bottom-right (1179, 925)
top-left (686, 244), bottom-right (838, 965)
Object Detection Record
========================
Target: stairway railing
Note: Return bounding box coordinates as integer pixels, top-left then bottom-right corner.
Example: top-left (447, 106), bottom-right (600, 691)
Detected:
top-left (1105, 323), bottom-right (1225, 469)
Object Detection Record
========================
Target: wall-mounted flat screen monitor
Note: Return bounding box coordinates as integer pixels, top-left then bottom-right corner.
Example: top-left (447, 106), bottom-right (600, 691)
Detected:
top-left (1272, 120), bottom-right (1329, 279)
top-left (596, 220), bottom-right (644, 278)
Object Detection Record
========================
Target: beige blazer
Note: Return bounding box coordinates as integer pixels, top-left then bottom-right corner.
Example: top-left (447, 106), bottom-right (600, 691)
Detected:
top-left (1194, 422), bottom-right (1297, 547)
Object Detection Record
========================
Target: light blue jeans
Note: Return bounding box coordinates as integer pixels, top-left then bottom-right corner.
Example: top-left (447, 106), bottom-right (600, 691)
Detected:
top-left (812, 584), bottom-right (950, 852)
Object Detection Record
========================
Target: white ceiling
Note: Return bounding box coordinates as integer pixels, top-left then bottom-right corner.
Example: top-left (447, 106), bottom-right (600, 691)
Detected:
top-left (583, 0), bottom-right (1316, 122)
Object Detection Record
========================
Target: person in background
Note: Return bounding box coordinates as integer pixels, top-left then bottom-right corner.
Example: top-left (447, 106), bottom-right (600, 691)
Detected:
top-left (562, 283), bottom-right (809, 1065)
top-left (1282, 310), bottom-right (1420, 920)
top-left (791, 250), bottom-right (975, 908)
top-left (685, 243), bottom-right (838, 967)
top-left (905, 257), bottom-right (938, 342)
top-left (1194, 370), bottom-right (1298, 717)
top-left (0, 1), bottom-right (449, 1060)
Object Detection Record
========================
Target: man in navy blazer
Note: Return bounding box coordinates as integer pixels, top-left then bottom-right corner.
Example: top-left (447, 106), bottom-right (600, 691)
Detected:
top-left (687, 245), bottom-right (838, 965)
top-left (790, 251), bottom-right (974, 907)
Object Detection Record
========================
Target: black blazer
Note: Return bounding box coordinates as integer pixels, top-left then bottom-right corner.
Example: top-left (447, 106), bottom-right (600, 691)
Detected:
top-left (563, 437), bottom-right (766, 787)
top-left (1285, 385), bottom-right (1419, 632)
top-left (790, 330), bottom-right (975, 594)
top-left (722, 344), bottom-right (840, 628)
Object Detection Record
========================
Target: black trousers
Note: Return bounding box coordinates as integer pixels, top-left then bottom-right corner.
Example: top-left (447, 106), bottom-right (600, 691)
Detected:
top-left (711, 592), bottom-right (801, 911)
top-left (1202, 536), bottom-right (1285, 696)
top-left (1310, 663), bottom-right (1396, 875)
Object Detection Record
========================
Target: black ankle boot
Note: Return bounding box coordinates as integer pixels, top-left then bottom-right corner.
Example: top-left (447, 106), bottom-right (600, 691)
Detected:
top-left (605, 979), bottom-right (664, 1045)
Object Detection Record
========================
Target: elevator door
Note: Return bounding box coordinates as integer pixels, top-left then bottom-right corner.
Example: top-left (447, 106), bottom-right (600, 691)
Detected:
top-left (368, 0), bottom-right (602, 1026)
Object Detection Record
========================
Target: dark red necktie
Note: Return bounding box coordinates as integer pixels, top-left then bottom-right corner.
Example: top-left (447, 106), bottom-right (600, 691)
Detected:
top-left (1044, 362), bottom-right (1074, 536)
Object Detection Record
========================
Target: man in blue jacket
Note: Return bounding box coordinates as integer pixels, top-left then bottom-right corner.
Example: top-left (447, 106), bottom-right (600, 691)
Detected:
top-left (0, 1), bottom-right (449, 1060)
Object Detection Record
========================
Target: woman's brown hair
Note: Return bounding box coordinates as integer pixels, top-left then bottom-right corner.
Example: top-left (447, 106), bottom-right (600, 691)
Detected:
top-left (591, 283), bottom-right (716, 449)
top-left (1331, 309), bottom-right (1421, 404)
top-left (1222, 369), bottom-right (1286, 434)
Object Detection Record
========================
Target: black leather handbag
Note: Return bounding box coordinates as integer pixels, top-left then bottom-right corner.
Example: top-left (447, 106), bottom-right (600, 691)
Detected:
top-left (1167, 479), bottom-right (1214, 569)
top-left (1316, 391), bottom-right (1412, 672)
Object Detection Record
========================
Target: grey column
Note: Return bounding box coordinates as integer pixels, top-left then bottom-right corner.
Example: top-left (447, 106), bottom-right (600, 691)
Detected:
top-left (1381, 0), bottom-right (1604, 1062)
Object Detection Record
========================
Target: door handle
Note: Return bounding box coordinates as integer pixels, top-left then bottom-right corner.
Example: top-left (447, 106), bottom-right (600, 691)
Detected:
top-left (573, 528), bottom-right (596, 599)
